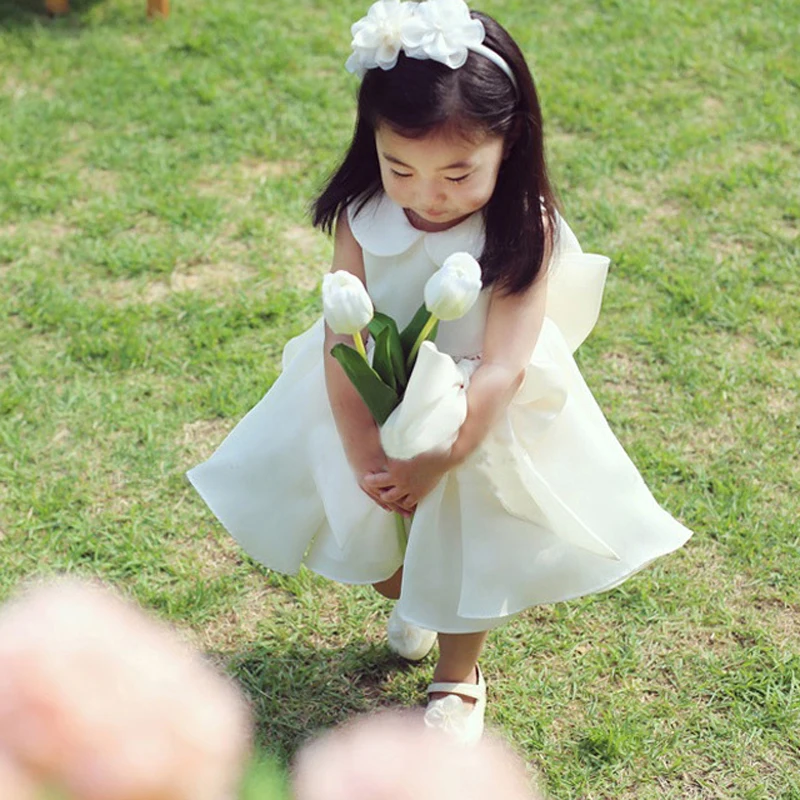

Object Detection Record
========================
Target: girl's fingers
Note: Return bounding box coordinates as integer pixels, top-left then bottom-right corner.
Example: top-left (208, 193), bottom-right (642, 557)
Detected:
top-left (358, 483), bottom-right (392, 512)
top-left (385, 494), bottom-right (415, 511)
top-left (358, 476), bottom-right (414, 514)
top-left (363, 471), bottom-right (394, 489)
top-left (380, 486), bottom-right (409, 503)
top-left (396, 495), bottom-right (416, 512)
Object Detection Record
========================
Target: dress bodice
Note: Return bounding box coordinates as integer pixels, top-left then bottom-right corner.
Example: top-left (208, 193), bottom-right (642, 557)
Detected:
top-left (348, 193), bottom-right (605, 359)
top-left (348, 194), bottom-right (489, 358)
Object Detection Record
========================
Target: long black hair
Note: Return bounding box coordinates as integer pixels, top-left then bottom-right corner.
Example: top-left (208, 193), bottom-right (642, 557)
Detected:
top-left (313, 11), bottom-right (557, 295)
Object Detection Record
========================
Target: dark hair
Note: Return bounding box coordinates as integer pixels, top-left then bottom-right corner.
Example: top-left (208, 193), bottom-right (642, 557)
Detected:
top-left (312, 11), bottom-right (557, 295)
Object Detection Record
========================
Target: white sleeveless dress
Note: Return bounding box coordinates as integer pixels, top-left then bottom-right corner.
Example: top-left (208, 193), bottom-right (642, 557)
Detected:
top-left (188, 195), bottom-right (692, 634)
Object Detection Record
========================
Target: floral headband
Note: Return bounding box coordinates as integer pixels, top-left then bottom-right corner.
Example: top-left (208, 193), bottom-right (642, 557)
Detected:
top-left (345, 0), bottom-right (518, 93)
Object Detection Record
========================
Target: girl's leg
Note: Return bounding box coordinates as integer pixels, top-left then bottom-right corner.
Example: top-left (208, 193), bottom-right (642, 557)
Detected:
top-left (432, 631), bottom-right (488, 705)
top-left (372, 566), bottom-right (403, 600)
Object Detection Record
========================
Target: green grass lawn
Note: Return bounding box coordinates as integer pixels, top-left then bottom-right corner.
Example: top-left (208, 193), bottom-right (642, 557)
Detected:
top-left (1, 0), bottom-right (798, 797)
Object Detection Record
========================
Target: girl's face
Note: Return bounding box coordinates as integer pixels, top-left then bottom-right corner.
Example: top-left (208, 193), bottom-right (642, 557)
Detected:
top-left (375, 124), bottom-right (505, 232)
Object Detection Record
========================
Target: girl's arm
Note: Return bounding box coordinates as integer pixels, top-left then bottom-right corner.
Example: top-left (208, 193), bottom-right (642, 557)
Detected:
top-left (323, 212), bottom-right (400, 513)
top-left (449, 272), bottom-right (548, 466)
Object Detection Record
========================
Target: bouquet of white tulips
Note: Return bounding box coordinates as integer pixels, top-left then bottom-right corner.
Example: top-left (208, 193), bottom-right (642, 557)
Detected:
top-left (323, 252), bottom-right (483, 464)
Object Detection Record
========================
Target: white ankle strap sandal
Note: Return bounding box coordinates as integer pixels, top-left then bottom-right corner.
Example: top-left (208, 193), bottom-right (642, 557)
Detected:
top-left (423, 666), bottom-right (486, 745)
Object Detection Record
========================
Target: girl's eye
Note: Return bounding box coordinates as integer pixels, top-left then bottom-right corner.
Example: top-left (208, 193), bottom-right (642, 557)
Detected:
top-left (391, 170), bottom-right (413, 179)
top-left (446, 174), bottom-right (471, 184)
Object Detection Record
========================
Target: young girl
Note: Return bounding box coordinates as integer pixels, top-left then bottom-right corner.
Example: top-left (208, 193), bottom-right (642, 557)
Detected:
top-left (188, 0), bottom-right (692, 745)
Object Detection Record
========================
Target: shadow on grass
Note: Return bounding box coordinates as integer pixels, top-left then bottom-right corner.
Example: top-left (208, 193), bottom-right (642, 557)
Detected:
top-left (225, 639), bottom-right (427, 764)
top-left (0, 0), bottom-right (106, 26)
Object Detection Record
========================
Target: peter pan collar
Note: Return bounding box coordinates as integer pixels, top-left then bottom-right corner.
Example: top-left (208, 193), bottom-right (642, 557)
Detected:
top-left (347, 193), bottom-right (486, 267)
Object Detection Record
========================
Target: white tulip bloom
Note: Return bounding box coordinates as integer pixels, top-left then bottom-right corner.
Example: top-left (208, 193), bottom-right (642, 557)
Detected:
top-left (424, 252), bottom-right (482, 321)
top-left (322, 271), bottom-right (374, 335)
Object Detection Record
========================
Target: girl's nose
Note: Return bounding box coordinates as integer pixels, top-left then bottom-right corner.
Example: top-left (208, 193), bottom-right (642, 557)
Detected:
top-left (418, 181), bottom-right (447, 207)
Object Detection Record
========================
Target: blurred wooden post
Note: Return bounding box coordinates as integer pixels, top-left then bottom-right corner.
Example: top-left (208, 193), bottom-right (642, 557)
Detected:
top-left (45, 1), bottom-right (167, 17)
top-left (45, 0), bottom-right (70, 14)
top-left (147, 0), bottom-right (169, 17)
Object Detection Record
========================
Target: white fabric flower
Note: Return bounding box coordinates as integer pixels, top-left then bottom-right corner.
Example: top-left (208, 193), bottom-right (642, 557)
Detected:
top-left (423, 694), bottom-right (472, 733)
top-left (424, 251), bottom-right (483, 321)
top-left (322, 271), bottom-right (374, 335)
top-left (380, 341), bottom-right (477, 460)
top-left (345, 0), bottom-right (417, 77)
top-left (402, 0), bottom-right (485, 69)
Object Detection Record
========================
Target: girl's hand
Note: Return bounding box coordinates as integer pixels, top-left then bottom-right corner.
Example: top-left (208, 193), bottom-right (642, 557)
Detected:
top-left (347, 449), bottom-right (410, 516)
top-left (357, 469), bottom-right (400, 515)
top-left (364, 449), bottom-right (453, 512)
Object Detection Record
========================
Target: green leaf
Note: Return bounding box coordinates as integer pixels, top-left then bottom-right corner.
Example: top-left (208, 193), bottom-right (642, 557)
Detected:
top-left (368, 312), bottom-right (407, 392)
top-left (367, 311), bottom-right (397, 340)
top-left (330, 343), bottom-right (399, 425)
top-left (400, 303), bottom-right (439, 354)
top-left (371, 326), bottom-right (398, 392)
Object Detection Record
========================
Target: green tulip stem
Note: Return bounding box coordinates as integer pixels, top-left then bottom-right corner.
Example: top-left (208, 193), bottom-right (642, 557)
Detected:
top-left (394, 511), bottom-right (408, 552)
top-left (406, 313), bottom-right (438, 369)
top-left (352, 332), bottom-right (368, 361)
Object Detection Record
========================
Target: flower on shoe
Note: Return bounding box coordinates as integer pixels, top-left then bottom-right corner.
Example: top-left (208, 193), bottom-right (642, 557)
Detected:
top-left (403, 0), bottom-right (485, 69)
top-left (322, 270), bottom-right (375, 335)
top-left (424, 694), bottom-right (472, 733)
top-left (423, 251), bottom-right (483, 321)
top-left (345, 0), bottom-right (416, 77)
top-left (388, 613), bottom-right (419, 650)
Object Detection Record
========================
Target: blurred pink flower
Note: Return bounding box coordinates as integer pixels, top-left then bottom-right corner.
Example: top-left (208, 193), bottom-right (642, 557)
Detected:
top-left (0, 753), bottom-right (36, 800)
top-left (292, 711), bottom-right (543, 800)
top-left (0, 578), bottom-right (252, 800)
